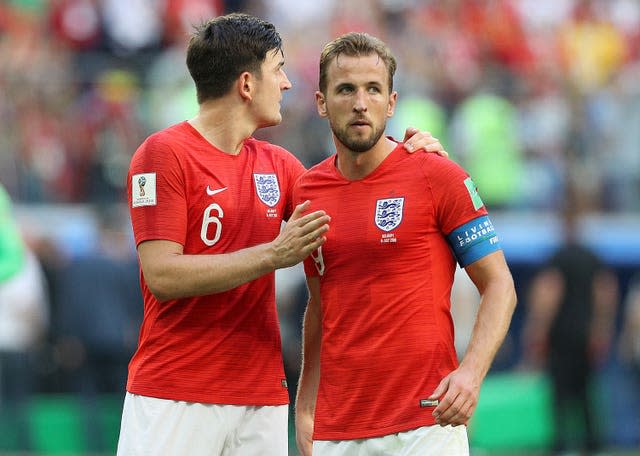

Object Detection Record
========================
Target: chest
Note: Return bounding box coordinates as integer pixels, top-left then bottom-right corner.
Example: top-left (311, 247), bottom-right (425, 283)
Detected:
top-left (309, 176), bottom-right (442, 269)
top-left (182, 154), bottom-right (288, 251)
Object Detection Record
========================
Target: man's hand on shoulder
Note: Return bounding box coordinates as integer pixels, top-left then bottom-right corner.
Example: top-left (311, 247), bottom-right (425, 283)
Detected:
top-left (402, 127), bottom-right (448, 157)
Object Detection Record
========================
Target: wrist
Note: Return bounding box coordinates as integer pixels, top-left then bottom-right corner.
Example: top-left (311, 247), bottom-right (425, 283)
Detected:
top-left (261, 242), bottom-right (280, 271)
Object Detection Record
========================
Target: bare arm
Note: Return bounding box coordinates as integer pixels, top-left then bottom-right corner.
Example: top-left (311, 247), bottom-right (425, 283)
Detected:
top-left (429, 250), bottom-right (516, 426)
top-left (138, 201), bottom-right (330, 302)
top-left (295, 276), bottom-right (322, 456)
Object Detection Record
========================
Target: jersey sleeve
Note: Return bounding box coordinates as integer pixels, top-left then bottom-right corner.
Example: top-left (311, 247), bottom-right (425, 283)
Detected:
top-left (422, 156), bottom-right (502, 267)
top-left (128, 135), bottom-right (188, 246)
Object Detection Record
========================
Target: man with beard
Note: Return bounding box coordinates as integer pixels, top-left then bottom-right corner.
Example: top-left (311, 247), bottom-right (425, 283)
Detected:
top-left (294, 32), bottom-right (517, 455)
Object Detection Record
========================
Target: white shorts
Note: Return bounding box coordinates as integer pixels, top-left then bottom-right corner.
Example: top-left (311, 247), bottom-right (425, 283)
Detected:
top-left (313, 424), bottom-right (469, 456)
top-left (116, 392), bottom-right (288, 456)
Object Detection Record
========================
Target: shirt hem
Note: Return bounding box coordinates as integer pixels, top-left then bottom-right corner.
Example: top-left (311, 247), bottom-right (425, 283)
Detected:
top-left (313, 419), bottom-right (438, 441)
top-left (127, 387), bottom-right (290, 406)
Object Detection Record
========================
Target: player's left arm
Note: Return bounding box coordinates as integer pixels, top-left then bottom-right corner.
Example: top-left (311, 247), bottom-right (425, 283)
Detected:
top-left (295, 276), bottom-right (322, 456)
top-left (429, 249), bottom-right (516, 426)
top-left (401, 127), bottom-right (448, 157)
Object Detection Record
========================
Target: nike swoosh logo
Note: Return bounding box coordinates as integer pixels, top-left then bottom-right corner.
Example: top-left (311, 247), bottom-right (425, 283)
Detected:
top-left (206, 186), bottom-right (227, 196)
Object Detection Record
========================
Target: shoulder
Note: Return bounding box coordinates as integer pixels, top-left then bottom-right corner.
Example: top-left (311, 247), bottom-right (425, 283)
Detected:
top-left (133, 123), bottom-right (187, 160)
top-left (410, 151), bottom-right (465, 171)
top-left (129, 125), bottom-right (195, 179)
top-left (401, 151), bottom-right (469, 185)
top-left (148, 121), bottom-right (192, 144)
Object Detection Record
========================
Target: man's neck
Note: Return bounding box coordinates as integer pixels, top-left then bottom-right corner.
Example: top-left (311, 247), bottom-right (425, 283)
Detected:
top-left (335, 137), bottom-right (397, 181)
top-left (188, 98), bottom-right (256, 155)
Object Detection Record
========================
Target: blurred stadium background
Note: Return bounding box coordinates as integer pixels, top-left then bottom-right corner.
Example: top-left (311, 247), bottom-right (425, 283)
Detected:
top-left (1, 0), bottom-right (639, 454)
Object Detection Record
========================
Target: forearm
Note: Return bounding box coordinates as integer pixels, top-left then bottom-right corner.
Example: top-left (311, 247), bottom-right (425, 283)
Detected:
top-left (295, 291), bottom-right (322, 456)
top-left (139, 240), bottom-right (278, 302)
top-left (459, 273), bottom-right (516, 380)
top-left (296, 295), bottom-right (322, 416)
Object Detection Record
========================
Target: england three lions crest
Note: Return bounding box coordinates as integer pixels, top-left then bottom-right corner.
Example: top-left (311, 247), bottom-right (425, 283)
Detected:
top-left (375, 197), bottom-right (404, 232)
top-left (253, 173), bottom-right (280, 207)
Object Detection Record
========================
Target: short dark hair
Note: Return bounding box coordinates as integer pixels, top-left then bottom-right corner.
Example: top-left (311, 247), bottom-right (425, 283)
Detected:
top-left (186, 13), bottom-right (283, 104)
top-left (319, 32), bottom-right (397, 95)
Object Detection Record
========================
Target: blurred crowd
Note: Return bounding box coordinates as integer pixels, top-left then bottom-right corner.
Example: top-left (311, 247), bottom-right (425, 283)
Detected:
top-left (1, 0), bottom-right (640, 453)
top-left (0, 0), bottom-right (639, 211)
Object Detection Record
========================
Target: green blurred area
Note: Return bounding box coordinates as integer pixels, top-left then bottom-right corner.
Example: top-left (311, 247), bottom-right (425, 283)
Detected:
top-left (0, 394), bottom-right (122, 455)
top-left (0, 373), bottom-right (634, 455)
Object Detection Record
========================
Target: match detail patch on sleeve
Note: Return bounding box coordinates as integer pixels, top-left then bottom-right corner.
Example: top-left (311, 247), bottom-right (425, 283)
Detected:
top-left (447, 215), bottom-right (501, 267)
top-left (464, 177), bottom-right (484, 211)
top-left (132, 173), bottom-right (157, 207)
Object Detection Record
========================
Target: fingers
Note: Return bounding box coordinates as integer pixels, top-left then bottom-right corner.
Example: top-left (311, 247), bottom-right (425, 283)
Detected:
top-left (294, 215), bottom-right (330, 256)
top-left (430, 373), bottom-right (477, 426)
top-left (403, 131), bottom-right (449, 157)
top-left (429, 376), bottom-right (448, 401)
top-left (423, 144), bottom-right (449, 158)
top-left (434, 391), bottom-right (474, 426)
top-left (297, 211), bottom-right (331, 234)
top-left (402, 126), bottom-right (419, 143)
top-left (289, 200), bottom-right (312, 221)
top-left (273, 203), bottom-right (331, 268)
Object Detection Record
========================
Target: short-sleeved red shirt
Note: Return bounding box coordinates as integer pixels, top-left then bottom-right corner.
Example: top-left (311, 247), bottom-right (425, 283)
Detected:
top-left (294, 145), bottom-right (492, 440)
top-left (127, 121), bottom-right (305, 405)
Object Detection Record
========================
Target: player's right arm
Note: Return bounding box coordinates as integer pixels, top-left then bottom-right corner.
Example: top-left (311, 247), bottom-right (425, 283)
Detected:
top-left (138, 201), bottom-right (330, 302)
top-left (295, 276), bottom-right (322, 456)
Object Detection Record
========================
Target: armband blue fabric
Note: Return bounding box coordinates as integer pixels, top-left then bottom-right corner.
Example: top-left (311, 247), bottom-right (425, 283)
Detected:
top-left (447, 215), bottom-right (501, 267)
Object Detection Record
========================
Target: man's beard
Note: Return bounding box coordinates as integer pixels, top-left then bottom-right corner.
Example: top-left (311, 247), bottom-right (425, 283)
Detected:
top-left (330, 118), bottom-right (387, 153)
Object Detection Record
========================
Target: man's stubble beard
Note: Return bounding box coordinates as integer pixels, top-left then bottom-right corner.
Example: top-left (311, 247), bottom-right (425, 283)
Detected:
top-left (329, 118), bottom-right (387, 153)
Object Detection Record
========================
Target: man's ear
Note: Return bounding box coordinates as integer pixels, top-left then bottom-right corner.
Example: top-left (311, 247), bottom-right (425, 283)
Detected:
top-left (238, 72), bottom-right (253, 101)
top-left (315, 91), bottom-right (327, 117)
top-left (387, 91), bottom-right (398, 117)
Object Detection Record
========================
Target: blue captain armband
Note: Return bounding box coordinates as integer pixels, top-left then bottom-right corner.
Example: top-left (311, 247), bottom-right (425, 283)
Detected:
top-left (447, 215), bottom-right (501, 267)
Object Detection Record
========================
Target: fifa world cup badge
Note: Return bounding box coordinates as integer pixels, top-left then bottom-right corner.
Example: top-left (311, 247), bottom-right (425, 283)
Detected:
top-left (132, 173), bottom-right (157, 207)
top-left (138, 175), bottom-right (146, 196)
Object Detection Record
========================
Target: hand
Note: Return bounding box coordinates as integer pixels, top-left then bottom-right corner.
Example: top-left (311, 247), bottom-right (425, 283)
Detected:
top-left (270, 201), bottom-right (330, 269)
top-left (295, 411), bottom-right (314, 456)
top-left (402, 127), bottom-right (448, 157)
top-left (428, 366), bottom-right (481, 427)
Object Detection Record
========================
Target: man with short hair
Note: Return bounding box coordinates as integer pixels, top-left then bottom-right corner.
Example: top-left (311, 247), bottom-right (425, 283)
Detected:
top-left (294, 32), bottom-right (517, 455)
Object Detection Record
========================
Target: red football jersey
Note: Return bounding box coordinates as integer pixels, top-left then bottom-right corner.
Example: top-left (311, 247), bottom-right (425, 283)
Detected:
top-left (294, 144), bottom-right (491, 440)
top-left (127, 121), bottom-right (305, 405)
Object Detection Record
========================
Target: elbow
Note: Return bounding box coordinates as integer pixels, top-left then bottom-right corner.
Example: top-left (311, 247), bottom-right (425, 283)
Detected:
top-left (146, 280), bottom-right (174, 303)
top-left (143, 270), bottom-right (180, 303)
top-left (149, 287), bottom-right (174, 304)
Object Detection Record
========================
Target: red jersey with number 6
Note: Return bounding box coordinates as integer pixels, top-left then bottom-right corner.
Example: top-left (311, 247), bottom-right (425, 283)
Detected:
top-left (127, 121), bottom-right (305, 405)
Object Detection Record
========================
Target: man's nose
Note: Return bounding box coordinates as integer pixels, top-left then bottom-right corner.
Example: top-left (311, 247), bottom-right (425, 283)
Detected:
top-left (353, 90), bottom-right (367, 112)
